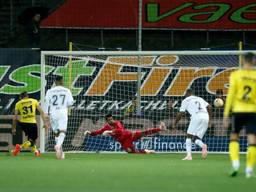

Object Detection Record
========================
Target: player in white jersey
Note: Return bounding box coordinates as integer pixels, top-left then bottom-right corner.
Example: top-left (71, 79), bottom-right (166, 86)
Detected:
top-left (45, 75), bottom-right (74, 159)
top-left (173, 89), bottom-right (212, 160)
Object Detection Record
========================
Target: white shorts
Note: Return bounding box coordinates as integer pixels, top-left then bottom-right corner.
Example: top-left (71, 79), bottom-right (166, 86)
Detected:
top-left (187, 113), bottom-right (209, 139)
top-left (50, 111), bottom-right (68, 133)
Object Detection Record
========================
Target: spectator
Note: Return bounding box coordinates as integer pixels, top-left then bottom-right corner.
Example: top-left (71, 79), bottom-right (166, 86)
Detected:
top-left (25, 13), bottom-right (41, 47)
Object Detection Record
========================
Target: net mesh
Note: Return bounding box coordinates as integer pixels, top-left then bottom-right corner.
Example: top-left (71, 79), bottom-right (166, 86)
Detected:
top-left (42, 52), bottom-right (246, 153)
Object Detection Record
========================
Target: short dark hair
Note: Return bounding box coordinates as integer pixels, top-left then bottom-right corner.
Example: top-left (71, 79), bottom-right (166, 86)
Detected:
top-left (20, 91), bottom-right (28, 99)
top-left (105, 114), bottom-right (112, 120)
top-left (243, 52), bottom-right (255, 64)
top-left (186, 88), bottom-right (194, 95)
top-left (55, 75), bottom-right (63, 82)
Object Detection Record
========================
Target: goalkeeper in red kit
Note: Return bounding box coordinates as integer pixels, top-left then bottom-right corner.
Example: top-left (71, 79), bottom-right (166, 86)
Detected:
top-left (84, 114), bottom-right (166, 154)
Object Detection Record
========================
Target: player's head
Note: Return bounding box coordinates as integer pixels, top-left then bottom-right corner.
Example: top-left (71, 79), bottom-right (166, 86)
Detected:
top-left (33, 13), bottom-right (41, 22)
top-left (242, 52), bottom-right (255, 69)
top-left (185, 88), bottom-right (194, 97)
top-left (105, 113), bottom-right (114, 125)
top-left (55, 75), bottom-right (64, 86)
top-left (19, 91), bottom-right (29, 99)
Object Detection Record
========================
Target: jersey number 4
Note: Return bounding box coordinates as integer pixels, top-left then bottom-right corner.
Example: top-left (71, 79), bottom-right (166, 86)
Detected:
top-left (52, 95), bottom-right (66, 106)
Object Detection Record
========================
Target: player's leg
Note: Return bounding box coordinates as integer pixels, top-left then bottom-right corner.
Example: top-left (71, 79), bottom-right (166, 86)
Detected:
top-left (50, 115), bottom-right (63, 159)
top-left (193, 136), bottom-right (207, 159)
top-left (56, 130), bottom-right (66, 150)
top-left (122, 141), bottom-right (137, 153)
top-left (142, 121), bottom-right (166, 136)
top-left (12, 123), bottom-right (27, 156)
top-left (245, 134), bottom-right (256, 178)
top-left (54, 130), bottom-right (66, 159)
top-left (183, 134), bottom-right (193, 160)
top-left (50, 115), bottom-right (59, 145)
top-left (129, 130), bottom-right (156, 154)
top-left (245, 115), bottom-right (256, 178)
top-left (140, 128), bottom-right (161, 137)
top-left (194, 115), bottom-right (208, 159)
top-left (21, 126), bottom-right (31, 149)
top-left (229, 113), bottom-right (243, 177)
top-left (28, 124), bottom-right (40, 156)
top-left (132, 121), bottom-right (166, 141)
top-left (128, 132), bottom-right (156, 153)
top-left (229, 133), bottom-right (240, 176)
top-left (54, 113), bottom-right (68, 159)
top-left (184, 119), bottom-right (198, 160)
top-left (122, 140), bottom-right (155, 154)
top-left (124, 146), bottom-right (154, 154)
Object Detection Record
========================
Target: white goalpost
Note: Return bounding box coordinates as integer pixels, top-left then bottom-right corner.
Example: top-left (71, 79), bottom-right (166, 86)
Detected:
top-left (40, 50), bottom-right (255, 153)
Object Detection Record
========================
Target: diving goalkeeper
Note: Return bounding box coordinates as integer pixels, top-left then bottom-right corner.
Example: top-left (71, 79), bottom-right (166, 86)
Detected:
top-left (84, 114), bottom-right (166, 153)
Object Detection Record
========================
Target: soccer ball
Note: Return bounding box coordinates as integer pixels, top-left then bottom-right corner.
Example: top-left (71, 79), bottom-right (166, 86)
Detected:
top-left (213, 98), bottom-right (224, 108)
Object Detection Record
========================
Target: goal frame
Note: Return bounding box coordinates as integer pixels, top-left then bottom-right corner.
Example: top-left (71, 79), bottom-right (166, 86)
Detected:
top-left (40, 50), bottom-right (255, 153)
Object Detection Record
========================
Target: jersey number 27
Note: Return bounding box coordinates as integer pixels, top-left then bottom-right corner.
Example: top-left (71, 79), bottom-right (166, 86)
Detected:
top-left (52, 95), bottom-right (66, 106)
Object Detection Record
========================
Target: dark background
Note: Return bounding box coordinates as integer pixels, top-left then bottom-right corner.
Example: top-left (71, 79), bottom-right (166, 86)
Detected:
top-left (0, 0), bottom-right (255, 51)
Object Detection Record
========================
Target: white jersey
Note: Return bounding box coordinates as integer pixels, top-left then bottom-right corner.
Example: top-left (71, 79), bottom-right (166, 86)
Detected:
top-left (45, 85), bottom-right (74, 115)
top-left (180, 95), bottom-right (209, 118)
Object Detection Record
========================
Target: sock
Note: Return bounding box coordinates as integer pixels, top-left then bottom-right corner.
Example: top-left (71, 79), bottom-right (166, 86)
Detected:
top-left (229, 141), bottom-right (240, 170)
top-left (55, 137), bottom-right (58, 145)
top-left (185, 138), bottom-right (192, 157)
top-left (246, 167), bottom-right (253, 174)
top-left (142, 128), bottom-right (161, 136)
top-left (21, 140), bottom-right (31, 149)
top-left (31, 145), bottom-right (38, 152)
top-left (246, 145), bottom-right (256, 173)
top-left (195, 139), bottom-right (204, 148)
top-left (56, 132), bottom-right (66, 148)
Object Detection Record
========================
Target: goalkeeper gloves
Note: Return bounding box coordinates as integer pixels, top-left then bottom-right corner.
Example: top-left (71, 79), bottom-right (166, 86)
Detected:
top-left (84, 131), bottom-right (91, 136)
top-left (102, 130), bottom-right (113, 136)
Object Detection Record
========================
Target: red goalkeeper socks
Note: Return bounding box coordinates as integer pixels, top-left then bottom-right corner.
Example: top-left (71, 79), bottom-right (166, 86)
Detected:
top-left (142, 128), bottom-right (161, 136)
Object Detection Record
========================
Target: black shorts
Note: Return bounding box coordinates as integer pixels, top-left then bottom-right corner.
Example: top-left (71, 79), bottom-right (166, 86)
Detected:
top-left (18, 122), bottom-right (38, 141)
top-left (231, 113), bottom-right (256, 134)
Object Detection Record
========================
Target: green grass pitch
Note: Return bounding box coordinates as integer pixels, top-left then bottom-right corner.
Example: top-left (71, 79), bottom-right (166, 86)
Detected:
top-left (0, 153), bottom-right (255, 192)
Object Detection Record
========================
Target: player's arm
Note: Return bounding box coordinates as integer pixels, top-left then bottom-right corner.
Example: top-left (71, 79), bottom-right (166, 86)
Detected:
top-left (84, 125), bottom-right (111, 136)
top-left (67, 90), bottom-right (74, 107)
top-left (44, 90), bottom-right (50, 114)
top-left (107, 121), bottom-right (126, 136)
top-left (172, 112), bottom-right (185, 129)
top-left (36, 104), bottom-right (49, 129)
top-left (12, 109), bottom-right (19, 135)
top-left (173, 100), bottom-right (186, 129)
top-left (109, 128), bottom-right (123, 137)
top-left (223, 73), bottom-right (236, 128)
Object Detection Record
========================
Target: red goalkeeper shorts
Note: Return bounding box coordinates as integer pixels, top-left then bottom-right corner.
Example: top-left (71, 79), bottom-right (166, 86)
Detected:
top-left (120, 131), bottom-right (143, 152)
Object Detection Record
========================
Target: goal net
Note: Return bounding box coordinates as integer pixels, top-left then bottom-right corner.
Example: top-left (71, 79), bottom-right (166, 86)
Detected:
top-left (40, 51), bottom-right (248, 153)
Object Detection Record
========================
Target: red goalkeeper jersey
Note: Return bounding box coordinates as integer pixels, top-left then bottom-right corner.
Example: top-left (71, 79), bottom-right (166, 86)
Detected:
top-left (90, 121), bottom-right (132, 142)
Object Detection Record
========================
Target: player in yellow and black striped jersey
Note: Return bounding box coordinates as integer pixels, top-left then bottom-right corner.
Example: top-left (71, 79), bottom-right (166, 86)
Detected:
top-left (12, 91), bottom-right (49, 156)
top-left (224, 52), bottom-right (256, 178)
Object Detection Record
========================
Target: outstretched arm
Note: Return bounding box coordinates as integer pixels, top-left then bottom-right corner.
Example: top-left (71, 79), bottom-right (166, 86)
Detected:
top-left (12, 109), bottom-right (19, 135)
top-left (84, 125), bottom-right (111, 136)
